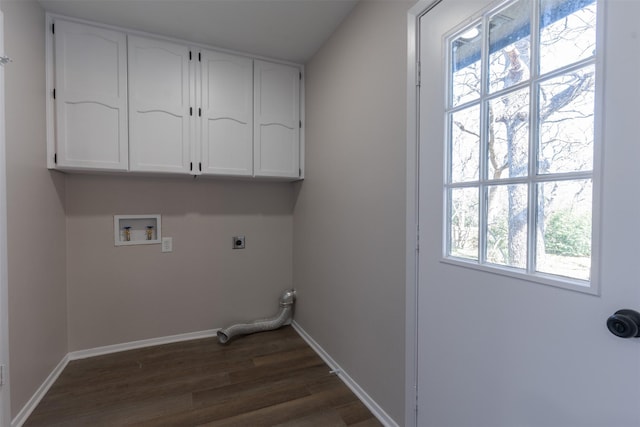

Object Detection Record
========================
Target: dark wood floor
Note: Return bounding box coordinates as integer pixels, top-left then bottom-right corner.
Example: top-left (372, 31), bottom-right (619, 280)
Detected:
top-left (24, 326), bottom-right (382, 427)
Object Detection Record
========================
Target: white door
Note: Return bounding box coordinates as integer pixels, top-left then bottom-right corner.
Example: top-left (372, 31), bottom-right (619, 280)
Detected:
top-left (128, 36), bottom-right (191, 174)
top-left (0, 10), bottom-right (9, 427)
top-left (54, 20), bottom-right (128, 171)
top-left (416, 0), bottom-right (640, 426)
top-left (254, 60), bottom-right (300, 178)
top-left (199, 50), bottom-right (253, 176)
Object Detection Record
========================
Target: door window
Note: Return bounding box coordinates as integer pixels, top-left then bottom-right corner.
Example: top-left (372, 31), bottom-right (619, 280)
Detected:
top-left (445, 0), bottom-right (598, 287)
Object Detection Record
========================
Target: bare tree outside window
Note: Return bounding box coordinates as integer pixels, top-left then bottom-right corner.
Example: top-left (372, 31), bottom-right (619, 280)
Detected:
top-left (446, 0), bottom-right (597, 282)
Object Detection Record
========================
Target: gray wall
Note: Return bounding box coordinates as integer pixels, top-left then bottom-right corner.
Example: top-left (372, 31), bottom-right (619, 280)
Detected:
top-left (3, 0), bottom-right (413, 422)
top-left (293, 0), bottom-right (413, 424)
top-left (1, 0), bottom-right (68, 416)
top-left (66, 175), bottom-right (294, 351)
top-left (2, 0), bottom-right (295, 415)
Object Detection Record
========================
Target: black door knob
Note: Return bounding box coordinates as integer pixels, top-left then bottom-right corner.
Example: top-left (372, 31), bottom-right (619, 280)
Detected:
top-left (607, 309), bottom-right (640, 338)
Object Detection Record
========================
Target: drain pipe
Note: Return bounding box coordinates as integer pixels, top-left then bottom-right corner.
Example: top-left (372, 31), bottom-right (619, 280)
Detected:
top-left (217, 289), bottom-right (296, 344)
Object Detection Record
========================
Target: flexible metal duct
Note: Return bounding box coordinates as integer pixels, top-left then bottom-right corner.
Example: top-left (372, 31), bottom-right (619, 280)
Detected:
top-left (217, 289), bottom-right (296, 344)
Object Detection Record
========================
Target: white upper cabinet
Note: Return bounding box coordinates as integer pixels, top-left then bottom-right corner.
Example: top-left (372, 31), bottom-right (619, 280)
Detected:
top-left (198, 50), bottom-right (253, 176)
top-left (254, 60), bottom-right (300, 178)
top-left (53, 20), bottom-right (128, 171)
top-left (128, 36), bottom-right (191, 174)
top-left (47, 16), bottom-right (303, 180)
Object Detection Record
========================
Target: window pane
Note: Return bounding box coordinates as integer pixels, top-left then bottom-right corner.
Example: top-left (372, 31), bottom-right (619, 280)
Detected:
top-left (488, 88), bottom-right (530, 179)
top-left (443, 0), bottom-right (596, 287)
top-left (449, 188), bottom-right (479, 260)
top-left (489, 0), bottom-right (531, 93)
top-left (540, 0), bottom-right (597, 75)
top-left (487, 184), bottom-right (528, 268)
top-left (451, 24), bottom-right (482, 107)
top-left (538, 65), bottom-right (595, 174)
top-left (537, 179), bottom-right (592, 280)
top-left (450, 105), bottom-right (480, 182)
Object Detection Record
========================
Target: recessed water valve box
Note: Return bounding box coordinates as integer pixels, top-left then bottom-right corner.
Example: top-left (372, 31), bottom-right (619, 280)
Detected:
top-left (114, 215), bottom-right (161, 246)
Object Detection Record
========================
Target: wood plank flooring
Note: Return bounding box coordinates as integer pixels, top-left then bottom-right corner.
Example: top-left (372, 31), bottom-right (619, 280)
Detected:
top-left (24, 326), bottom-right (382, 427)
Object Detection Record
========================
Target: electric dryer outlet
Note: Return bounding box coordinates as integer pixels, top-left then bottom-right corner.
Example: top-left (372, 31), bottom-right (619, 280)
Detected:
top-left (233, 236), bottom-right (245, 249)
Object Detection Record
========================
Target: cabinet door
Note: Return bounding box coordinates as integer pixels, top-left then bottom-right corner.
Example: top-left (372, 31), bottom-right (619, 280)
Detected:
top-left (54, 20), bottom-right (128, 170)
top-left (128, 36), bottom-right (191, 173)
top-left (199, 50), bottom-right (253, 176)
top-left (254, 60), bottom-right (300, 178)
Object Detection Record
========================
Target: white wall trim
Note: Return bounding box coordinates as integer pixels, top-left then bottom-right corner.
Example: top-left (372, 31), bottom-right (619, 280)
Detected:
top-left (0, 9), bottom-right (11, 427)
top-left (291, 321), bottom-right (399, 427)
top-left (405, 4), bottom-right (419, 426)
top-left (405, 1), bottom-right (443, 426)
top-left (68, 328), bottom-right (220, 361)
top-left (11, 354), bottom-right (69, 427)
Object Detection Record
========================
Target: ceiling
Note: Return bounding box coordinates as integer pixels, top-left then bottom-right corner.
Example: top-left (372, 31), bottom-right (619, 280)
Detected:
top-left (37, 0), bottom-right (359, 63)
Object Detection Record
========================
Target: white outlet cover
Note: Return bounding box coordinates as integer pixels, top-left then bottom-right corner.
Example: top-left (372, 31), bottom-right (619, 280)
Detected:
top-left (162, 237), bottom-right (173, 253)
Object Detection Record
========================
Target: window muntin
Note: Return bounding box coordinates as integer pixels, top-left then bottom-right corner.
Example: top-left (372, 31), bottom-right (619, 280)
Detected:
top-left (445, 0), bottom-right (598, 285)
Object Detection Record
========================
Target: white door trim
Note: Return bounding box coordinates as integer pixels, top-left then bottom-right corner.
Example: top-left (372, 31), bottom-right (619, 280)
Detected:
top-left (0, 9), bottom-right (11, 426)
top-left (405, 1), bottom-right (441, 425)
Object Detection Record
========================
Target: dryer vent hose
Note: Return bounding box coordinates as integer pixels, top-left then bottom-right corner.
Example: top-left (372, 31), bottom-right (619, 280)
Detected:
top-left (217, 289), bottom-right (296, 344)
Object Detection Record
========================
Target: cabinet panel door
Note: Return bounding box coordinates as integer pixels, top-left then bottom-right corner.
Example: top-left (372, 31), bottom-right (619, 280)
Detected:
top-left (128, 36), bottom-right (191, 173)
top-left (54, 20), bottom-right (128, 170)
top-left (254, 60), bottom-right (300, 178)
top-left (200, 50), bottom-right (253, 176)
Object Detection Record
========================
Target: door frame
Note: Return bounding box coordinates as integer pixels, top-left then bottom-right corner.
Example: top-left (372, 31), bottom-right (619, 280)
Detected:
top-left (0, 8), bottom-right (11, 426)
top-left (405, 1), bottom-right (442, 425)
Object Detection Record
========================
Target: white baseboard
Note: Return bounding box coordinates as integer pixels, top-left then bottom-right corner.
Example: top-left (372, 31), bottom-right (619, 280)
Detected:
top-left (69, 328), bottom-right (219, 360)
top-left (13, 325), bottom-right (397, 427)
top-left (11, 353), bottom-right (69, 427)
top-left (291, 321), bottom-right (399, 427)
